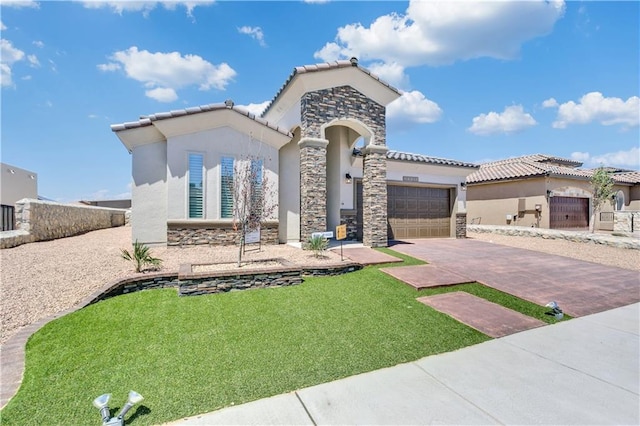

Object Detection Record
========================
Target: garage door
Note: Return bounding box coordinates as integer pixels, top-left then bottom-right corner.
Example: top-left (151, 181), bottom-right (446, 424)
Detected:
top-left (388, 185), bottom-right (451, 239)
top-left (550, 197), bottom-right (589, 229)
top-left (355, 183), bottom-right (451, 240)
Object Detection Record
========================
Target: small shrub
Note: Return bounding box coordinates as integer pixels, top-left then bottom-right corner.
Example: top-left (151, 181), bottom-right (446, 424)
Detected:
top-left (307, 235), bottom-right (329, 258)
top-left (120, 240), bottom-right (163, 273)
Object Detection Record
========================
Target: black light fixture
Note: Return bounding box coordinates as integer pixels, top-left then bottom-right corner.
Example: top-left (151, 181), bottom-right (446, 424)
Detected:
top-left (349, 57), bottom-right (358, 66)
top-left (547, 190), bottom-right (554, 198)
top-left (352, 147), bottom-right (362, 157)
top-left (460, 182), bottom-right (467, 190)
top-left (224, 99), bottom-right (234, 108)
top-left (345, 173), bottom-right (352, 184)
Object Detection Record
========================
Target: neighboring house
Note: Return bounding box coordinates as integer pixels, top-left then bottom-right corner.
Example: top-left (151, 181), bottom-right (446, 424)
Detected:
top-left (465, 154), bottom-right (640, 231)
top-left (1, 163), bottom-right (38, 231)
top-left (112, 59), bottom-right (478, 247)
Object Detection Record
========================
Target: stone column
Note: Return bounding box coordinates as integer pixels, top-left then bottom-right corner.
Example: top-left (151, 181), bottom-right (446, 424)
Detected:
top-left (362, 144), bottom-right (388, 247)
top-left (299, 137), bottom-right (329, 242)
top-left (456, 213), bottom-right (467, 238)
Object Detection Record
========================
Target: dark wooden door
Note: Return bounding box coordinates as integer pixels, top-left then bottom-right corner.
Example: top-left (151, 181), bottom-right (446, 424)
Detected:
top-left (550, 197), bottom-right (589, 229)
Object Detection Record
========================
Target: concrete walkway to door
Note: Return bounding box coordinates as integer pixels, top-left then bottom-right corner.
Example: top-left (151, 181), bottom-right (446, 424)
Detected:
top-left (389, 238), bottom-right (640, 317)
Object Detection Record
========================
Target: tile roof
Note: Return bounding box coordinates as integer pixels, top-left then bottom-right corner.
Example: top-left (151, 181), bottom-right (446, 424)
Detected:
top-left (261, 59), bottom-right (401, 117)
top-left (386, 150), bottom-right (478, 168)
top-left (467, 154), bottom-right (639, 185)
top-left (111, 102), bottom-right (292, 137)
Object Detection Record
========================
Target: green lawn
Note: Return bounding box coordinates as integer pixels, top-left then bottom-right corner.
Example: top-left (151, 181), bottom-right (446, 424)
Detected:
top-left (0, 249), bottom-right (562, 425)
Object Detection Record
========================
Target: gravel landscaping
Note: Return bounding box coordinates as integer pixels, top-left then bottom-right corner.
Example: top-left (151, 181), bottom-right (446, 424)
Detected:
top-left (1, 226), bottom-right (638, 345)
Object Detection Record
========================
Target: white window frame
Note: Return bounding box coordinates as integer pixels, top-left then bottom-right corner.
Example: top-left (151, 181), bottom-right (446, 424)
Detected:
top-left (187, 152), bottom-right (205, 219)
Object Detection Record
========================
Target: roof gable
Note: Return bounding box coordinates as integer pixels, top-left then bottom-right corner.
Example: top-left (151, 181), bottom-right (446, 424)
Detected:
top-left (111, 102), bottom-right (292, 152)
top-left (262, 59), bottom-right (401, 125)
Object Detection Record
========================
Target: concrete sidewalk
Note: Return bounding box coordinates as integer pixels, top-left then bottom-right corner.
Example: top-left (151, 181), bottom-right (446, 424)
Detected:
top-left (167, 303), bottom-right (639, 425)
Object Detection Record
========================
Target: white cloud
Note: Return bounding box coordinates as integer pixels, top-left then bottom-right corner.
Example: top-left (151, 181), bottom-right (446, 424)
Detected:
top-left (572, 147), bottom-right (640, 168)
top-left (315, 0), bottom-right (565, 67)
top-left (569, 151), bottom-right (590, 163)
top-left (0, 21), bottom-right (6, 31)
top-left (552, 92), bottom-right (639, 129)
top-left (468, 105), bottom-right (537, 135)
top-left (238, 26), bottom-right (266, 47)
top-left (32, 40), bottom-right (44, 48)
top-left (238, 101), bottom-right (270, 117)
top-left (0, 1), bottom-right (39, 8)
top-left (387, 90), bottom-right (442, 127)
top-left (1, 38), bottom-right (25, 87)
top-left (98, 46), bottom-right (236, 102)
top-left (26, 54), bottom-right (39, 67)
top-left (145, 87), bottom-right (178, 103)
top-left (80, 1), bottom-right (214, 18)
top-left (542, 97), bottom-right (558, 108)
top-left (367, 62), bottom-right (408, 89)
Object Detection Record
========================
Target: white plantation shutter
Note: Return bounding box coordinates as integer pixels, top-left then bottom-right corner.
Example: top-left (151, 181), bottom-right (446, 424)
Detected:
top-left (221, 156), bottom-right (234, 218)
top-left (188, 154), bottom-right (204, 218)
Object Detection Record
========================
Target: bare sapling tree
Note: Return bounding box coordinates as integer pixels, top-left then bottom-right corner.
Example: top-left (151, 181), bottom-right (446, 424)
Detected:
top-left (229, 156), bottom-right (277, 267)
top-left (589, 167), bottom-right (615, 233)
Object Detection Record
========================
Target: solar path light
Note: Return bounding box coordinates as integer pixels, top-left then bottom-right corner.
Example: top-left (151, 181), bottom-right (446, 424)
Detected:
top-left (93, 391), bottom-right (144, 425)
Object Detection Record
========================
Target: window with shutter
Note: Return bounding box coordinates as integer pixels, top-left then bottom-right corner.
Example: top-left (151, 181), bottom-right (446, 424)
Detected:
top-left (188, 153), bottom-right (204, 218)
top-left (221, 156), bottom-right (234, 218)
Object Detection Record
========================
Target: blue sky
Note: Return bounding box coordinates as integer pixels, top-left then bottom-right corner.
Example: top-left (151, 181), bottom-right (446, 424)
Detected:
top-left (1, 0), bottom-right (638, 202)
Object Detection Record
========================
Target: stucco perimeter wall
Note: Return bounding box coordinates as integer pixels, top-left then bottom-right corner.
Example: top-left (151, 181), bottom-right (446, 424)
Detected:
top-left (1, 199), bottom-right (126, 249)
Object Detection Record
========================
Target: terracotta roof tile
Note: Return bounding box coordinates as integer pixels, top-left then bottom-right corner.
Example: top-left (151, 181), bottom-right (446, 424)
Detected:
top-left (386, 150), bottom-right (478, 168)
top-left (111, 102), bottom-right (292, 137)
top-left (467, 154), bottom-right (639, 185)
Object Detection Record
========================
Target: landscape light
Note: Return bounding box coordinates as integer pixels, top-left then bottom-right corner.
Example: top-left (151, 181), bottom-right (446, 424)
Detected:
top-left (93, 394), bottom-right (111, 424)
top-left (92, 391), bottom-right (143, 426)
top-left (545, 301), bottom-right (564, 320)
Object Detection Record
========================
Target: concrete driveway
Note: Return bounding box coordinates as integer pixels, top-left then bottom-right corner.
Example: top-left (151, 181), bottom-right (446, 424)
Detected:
top-left (389, 238), bottom-right (640, 317)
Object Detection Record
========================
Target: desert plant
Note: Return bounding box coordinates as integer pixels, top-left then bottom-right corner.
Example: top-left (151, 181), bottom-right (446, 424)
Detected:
top-left (120, 240), bottom-right (162, 272)
top-left (307, 235), bottom-right (329, 258)
top-left (589, 167), bottom-right (615, 233)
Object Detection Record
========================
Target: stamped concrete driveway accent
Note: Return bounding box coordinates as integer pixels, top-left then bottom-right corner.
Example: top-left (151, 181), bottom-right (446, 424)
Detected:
top-left (336, 247), bottom-right (403, 265)
top-left (380, 264), bottom-right (472, 289)
top-left (417, 292), bottom-right (546, 338)
top-left (390, 239), bottom-right (640, 317)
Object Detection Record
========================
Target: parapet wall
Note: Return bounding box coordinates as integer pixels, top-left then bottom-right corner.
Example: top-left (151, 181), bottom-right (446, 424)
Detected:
top-left (1, 199), bottom-right (127, 249)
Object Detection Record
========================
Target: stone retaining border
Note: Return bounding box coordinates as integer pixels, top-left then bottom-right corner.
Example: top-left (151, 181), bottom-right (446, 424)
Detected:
top-left (0, 260), bottom-right (362, 409)
top-left (468, 224), bottom-right (640, 250)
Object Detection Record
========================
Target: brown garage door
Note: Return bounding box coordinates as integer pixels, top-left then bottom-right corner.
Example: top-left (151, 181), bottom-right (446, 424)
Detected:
top-left (550, 196), bottom-right (589, 229)
top-left (356, 183), bottom-right (451, 240)
top-left (388, 185), bottom-right (450, 239)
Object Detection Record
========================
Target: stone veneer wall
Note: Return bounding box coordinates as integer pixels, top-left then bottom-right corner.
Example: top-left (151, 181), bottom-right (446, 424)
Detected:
top-left (93, 263), bottom-right (362, 301)
top-left (613, 211), bottom-right (639, 234)
top-left (362, 147), bottom-right (388, 247)
top-left (167, 221), bottom-right (279, 247)
top-left (456, 213), bottom-right (467, 238)
top-left (1, 199), bottom-right (126, 249)
top-left (340, 210), bottom-right (358, 240)
top-left (300, 85), bottom-right (388, 247)
top-left (298, 139), bottom-right (329, 243)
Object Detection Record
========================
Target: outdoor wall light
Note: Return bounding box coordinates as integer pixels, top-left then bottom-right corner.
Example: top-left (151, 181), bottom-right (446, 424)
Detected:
top-left (460, 182), bottom-right (467, 190)
top-left (350, 57), bottom-right (358, 66)
top-left (93, 390), bottom-right (144, 426)
top-left (352, 147), bottom-right (362, 157)
top-left (224, 99), bottom-right (234, 108)
top-left (345, 173), bottom-right (352, 184)
top-left (546, 190), bottom-right (554, 198)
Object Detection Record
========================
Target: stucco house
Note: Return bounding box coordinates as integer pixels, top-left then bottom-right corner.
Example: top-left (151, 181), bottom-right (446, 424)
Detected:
top-left (112, 59), bottom-right (478, 247)
top-left (465, 154), bottom-right (640, 231)
top-left (1, 163), bottom-right (38, 231)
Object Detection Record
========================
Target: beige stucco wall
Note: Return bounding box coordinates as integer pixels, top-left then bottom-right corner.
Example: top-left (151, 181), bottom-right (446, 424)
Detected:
top-left (628, 185), bottom-right (640, 210)
top-left (1, 163), bottom-right (37, 206)
top-left (166, 126), bottom-right (279, 222)
top-left (278, 130), bottom-right (301, 242)
top-left (131, 141), bottom-right (168, 245)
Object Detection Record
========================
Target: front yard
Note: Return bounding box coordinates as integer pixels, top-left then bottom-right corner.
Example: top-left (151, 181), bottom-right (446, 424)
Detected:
top-left (1, 251), bottom-right (557, 425)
